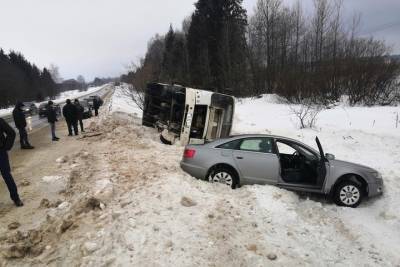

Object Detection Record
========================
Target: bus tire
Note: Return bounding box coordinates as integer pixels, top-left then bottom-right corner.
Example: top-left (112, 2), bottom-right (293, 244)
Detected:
top-left (160, 134), bottom-right (173, 145)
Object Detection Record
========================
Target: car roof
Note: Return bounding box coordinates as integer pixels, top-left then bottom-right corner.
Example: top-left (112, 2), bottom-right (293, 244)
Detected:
top-left (207, 134), bottom-right (320, 154)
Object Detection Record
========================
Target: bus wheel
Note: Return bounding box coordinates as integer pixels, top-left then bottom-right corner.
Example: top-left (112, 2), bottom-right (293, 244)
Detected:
top-left (160, 134), bottom-right (173, 145)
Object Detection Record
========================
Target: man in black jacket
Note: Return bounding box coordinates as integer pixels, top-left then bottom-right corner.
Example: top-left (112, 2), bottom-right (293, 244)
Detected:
top-left (74, 99), bottom-right (85, 132)
top-left (47, 101), bottom-right (60, 141)
top-left (93, 98), bottom-right (100, 116)
top-left (62, 99), bottom-right (78, 136)
top-left (0, 118), bottom-right (24, 207)
top-left (12, 102), bottom-right (34, 149)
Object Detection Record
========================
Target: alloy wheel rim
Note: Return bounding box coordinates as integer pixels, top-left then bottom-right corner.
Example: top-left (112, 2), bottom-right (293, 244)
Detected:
top-left (210, 172), bottom-right (233, 187)
top-left (339, 185), bottom-right (360, 205)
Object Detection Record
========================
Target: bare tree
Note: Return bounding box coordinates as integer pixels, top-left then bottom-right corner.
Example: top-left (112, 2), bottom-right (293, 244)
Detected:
top-left (290, 102), bottom-right (323, 129)
top-left (77, 75), bottom-right (85, 84)
top-left (49, 64), bottom-right (63, 83)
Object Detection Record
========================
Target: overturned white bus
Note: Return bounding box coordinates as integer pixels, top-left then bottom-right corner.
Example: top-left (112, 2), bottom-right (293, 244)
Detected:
top-left (142, 83), bottom-right (235, 145)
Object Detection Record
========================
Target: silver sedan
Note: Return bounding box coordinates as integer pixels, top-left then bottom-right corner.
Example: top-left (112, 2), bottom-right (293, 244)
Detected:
top-left (180, 134), bottom-right (383, 208)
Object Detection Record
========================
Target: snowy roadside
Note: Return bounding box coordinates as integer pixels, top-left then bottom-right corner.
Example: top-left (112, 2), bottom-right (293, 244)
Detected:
top-left (1, 87), bottom-right (399, 266)
top-left (108, 85), bottom-right (142, 120)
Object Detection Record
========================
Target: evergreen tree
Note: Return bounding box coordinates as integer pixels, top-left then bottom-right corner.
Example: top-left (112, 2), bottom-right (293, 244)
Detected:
top-left (187, 0), bottom-right (248, 95)
top-left (0, 49), bottom-right (58, 107)
top-left (161, 25), bottom-right (190, 85)
top-left (161, 25), bottom-right (176, 83)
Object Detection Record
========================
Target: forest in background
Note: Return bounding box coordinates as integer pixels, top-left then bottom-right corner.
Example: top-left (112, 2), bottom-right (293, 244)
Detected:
top-left (0, 48), bottom-right (117, 109)
top-left (121, 0), bottom-right (400, 106)
top-left (0, 49), bottom-right (57, 108)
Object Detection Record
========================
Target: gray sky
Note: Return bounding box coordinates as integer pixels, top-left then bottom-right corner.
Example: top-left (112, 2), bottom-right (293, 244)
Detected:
top-left (1, 0), bottom-right (399, 81)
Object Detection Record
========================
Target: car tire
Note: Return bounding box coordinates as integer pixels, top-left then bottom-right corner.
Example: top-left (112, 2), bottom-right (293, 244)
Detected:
top-left (334, 180), bottom-right (363, 208)
top-left (208, 167), bottom-right (239, 189)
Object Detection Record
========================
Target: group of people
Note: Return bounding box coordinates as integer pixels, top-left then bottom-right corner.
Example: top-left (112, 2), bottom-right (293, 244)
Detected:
top-left (0, 96), bottom-right (101, 207)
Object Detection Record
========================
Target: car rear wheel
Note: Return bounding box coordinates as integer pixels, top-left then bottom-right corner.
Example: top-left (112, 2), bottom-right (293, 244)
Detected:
top-left (208, 167), bottom-right (238, 189)
top-left (334, 181), bottom-right (363, 208)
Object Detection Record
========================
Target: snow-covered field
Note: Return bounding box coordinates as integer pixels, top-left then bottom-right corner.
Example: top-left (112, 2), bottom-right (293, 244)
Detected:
top-left (1, 86), bottom-right (399, 266)
top-left (233, 95), bottom-right (400, 265)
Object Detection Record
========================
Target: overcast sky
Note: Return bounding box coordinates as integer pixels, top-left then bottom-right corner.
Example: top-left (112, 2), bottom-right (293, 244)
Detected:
top-left (1, 0), bottom-right (399, 81)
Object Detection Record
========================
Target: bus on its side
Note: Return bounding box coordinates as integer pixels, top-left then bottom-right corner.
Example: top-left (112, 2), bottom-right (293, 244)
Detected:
top-left (142, 83), bottom-right (235, 146)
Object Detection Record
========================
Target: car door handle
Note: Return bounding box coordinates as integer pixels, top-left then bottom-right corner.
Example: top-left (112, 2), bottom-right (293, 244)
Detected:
top-left (236, 156), bottom-right (244, 159)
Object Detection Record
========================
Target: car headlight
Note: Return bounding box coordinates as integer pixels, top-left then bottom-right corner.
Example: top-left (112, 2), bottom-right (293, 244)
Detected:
top-left (370, 171), bottom-right (382, 180)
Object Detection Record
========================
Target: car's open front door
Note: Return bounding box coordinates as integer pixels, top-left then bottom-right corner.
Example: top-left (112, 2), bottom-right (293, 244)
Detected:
top-left (315, 137), bottom-right (328, 188)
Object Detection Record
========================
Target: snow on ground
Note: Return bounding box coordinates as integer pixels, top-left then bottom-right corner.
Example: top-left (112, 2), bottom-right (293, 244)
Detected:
top-left (88, 88), bottom-right (399, 266)
top-left (0, 107), bottom-right (13, 117)
top-left (56, 86), bottom-right (105, 101)
top-left (1, 87), bottom-right (399, 266)
top-left (109, 85), bottom-right (142, 119)
top-left (233, 95), bottom-right (400, 264)
top-left (101, 89), bottom-right (400, 266)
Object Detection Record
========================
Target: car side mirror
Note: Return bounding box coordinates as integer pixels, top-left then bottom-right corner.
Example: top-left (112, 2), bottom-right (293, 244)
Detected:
top-left (325, 153), bottom-right (335, 160)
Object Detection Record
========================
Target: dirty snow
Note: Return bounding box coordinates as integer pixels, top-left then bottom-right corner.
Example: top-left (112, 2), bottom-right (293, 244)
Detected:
top-left (41, 176), bottom-right (64, 183)
top-left (1, 86), bottom-right (399, 266)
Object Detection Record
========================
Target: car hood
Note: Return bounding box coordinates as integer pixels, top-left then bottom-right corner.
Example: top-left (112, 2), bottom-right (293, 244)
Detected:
top-left (329, 159), bottom-right (377, 172)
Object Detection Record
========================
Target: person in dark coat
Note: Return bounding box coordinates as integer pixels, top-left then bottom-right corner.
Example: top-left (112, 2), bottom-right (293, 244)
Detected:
top-left (12, 101), bottom-right (34, 149)
top-left (0, 118), bottom-right (24, 207)
top-left (93, 98), bottom-right (100, 116)
top-left (62, 99), bottom-right (78, 136)
top-left (47, 101), bottom-right (60, 141)
top-left (74, 99), bottom-right (85, 132)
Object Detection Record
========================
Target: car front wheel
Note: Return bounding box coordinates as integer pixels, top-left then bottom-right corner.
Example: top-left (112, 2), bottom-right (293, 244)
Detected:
top-left (208, 167), bottom-right (238, 189)
top-left (334, 181), bottom-right (363, 208)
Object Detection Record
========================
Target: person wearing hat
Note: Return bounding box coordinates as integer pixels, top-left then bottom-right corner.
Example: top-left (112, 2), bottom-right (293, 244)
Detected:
top-left (12, 101), bottom-right (34, 149)
top-left (0, 118), bottom-right (24, 207)
top-left (47, 101), bottom-right (59, 141)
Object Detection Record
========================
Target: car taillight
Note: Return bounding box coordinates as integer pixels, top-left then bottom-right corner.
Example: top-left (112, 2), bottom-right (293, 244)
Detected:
top-left (183, 149), bottom-right (196, 158)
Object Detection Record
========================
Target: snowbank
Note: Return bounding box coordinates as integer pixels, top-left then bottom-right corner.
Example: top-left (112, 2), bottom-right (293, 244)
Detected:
top-left (108, 85), bottom-right (142, 119)
top-left (0, 107), bottom-right (13, 117)
top-left (56, 86), bottom-right (105, 100)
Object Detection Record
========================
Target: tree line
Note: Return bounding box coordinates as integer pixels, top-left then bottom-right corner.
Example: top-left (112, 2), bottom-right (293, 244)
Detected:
top-left (0, 49), bottom-right (57, 108)
top-left (122, 0), bottom-right (400, 106)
